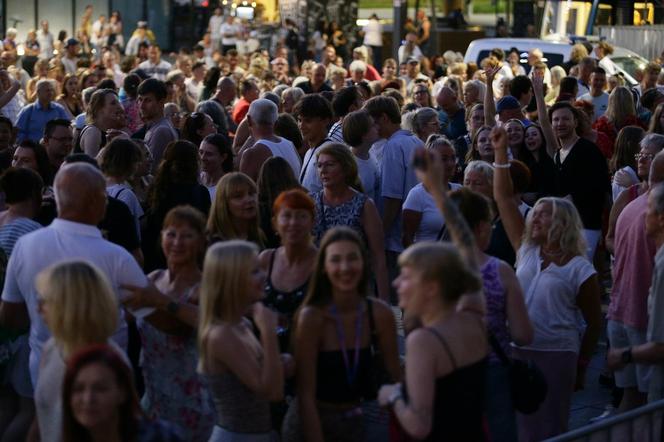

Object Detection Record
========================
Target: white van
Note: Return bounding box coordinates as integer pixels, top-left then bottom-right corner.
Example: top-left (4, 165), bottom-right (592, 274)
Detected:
top-left (463, 38), bottom-right (647, 86)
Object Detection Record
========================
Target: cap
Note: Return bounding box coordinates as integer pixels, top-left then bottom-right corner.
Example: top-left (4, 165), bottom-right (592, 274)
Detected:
top-left (137, 21), bottom-right (148, 29)
top-left (65, 38), bottom-right (79, 48)
top-left (406, 56), bottom-right (420, 64)
top-left (496, 95), bottom-right (521, 113)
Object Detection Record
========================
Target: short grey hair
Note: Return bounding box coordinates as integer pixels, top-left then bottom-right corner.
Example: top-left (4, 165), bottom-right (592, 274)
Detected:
top-left (54, 163), bottom-right (106, 214)
top-left (641, 133), bottom-right (664, 152)
top-left (36, 79), bottom-right (55, 92)
top-left (248, 98), bottom-right (278, 126)
top-left (349, 60), bottom-right (367, 73)
top-left (650, 183), bottom-right (664, 215)
top-left (272, 84), bottom-right (289, 98)
top-left (464, 80), bottom-right (486, 102)
top-left (464, 160), bottom-right (494, 183)
top-left (282, 87), bottom-right (304, 104)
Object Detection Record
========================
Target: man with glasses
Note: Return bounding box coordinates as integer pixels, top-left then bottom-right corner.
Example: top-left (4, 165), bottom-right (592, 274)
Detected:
top-left (607, 135), bottom-right (664, 411)
top-left (42, 119), bottom-right (74, 178)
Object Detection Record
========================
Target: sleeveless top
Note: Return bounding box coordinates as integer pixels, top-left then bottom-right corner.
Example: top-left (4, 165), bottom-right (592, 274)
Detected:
top-left (263, 249), bottom-right (309, 350)
top-left (312, 190), bottom-right (367, 244)
top-left (481, 257), bottom-right (510, 363)
top-left (255, 137), bottom-right (301, 178)
top-left (406, 328), bottom-right (487, 442)
top-left (204, 370), bottom-right (272, 434)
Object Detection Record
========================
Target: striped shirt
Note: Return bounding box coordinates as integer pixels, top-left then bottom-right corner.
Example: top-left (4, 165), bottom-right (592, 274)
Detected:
top-left (327, 121), bottom-right (344, 144)
top-left (0, 218), bottom-right (42, 256)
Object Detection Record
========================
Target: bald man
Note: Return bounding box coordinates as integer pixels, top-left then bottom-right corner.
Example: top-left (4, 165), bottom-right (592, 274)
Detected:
top-left (436, 86), bottom-right (467, 139)
top-left (297, 63), bottom-right (333, 94)
top-left (0, 163), bottom-right (148, 386)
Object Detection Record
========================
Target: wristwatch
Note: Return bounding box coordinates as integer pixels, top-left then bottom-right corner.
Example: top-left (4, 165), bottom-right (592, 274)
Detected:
top-left (166, 301), bottom-right (180, 315)
top-left (621, 348), bottom-right (633, 365)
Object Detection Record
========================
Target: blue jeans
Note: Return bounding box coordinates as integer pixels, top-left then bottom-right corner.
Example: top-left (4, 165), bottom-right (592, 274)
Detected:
top-left (485, 362), bottom-right (518, 442)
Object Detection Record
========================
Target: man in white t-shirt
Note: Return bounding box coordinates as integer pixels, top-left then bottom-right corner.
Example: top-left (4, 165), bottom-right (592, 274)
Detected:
top-left (239, 98), bottom-right (301, 181)
top-left (579, 67), bottom-right (609, 122)
top-left (220, 15), bottom-right (239, 55)
top-left (0, 163), bottom-right (148, 386)
top-left (208, 8), bottom-right (224, 52)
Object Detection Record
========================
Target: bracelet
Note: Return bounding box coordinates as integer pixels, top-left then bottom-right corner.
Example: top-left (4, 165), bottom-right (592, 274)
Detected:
top-left (492, 162), bottom-right (511, 169)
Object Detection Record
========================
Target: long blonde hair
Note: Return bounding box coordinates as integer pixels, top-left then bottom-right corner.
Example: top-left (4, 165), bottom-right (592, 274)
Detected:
top-left (523, 197), bottom-right (587, 257)
top-left (197, 240), bottom-right (258, 372)
top-left (207, 172), bottom-right (264, 246)
top-left (36, 261), bottom-right (118, 357)
top-left (605, 86), bottom-right (635, 128)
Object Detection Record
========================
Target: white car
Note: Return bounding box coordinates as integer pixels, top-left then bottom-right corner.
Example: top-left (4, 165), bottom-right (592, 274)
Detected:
top-left (463, 38), bottom-right (647, 86)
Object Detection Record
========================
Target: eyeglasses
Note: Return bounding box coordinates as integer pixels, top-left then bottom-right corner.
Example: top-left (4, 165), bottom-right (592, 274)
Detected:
top-left (636, 153), bottom-right (655, 161)
top-left (316, 161), bottom-right (339, 169)
top-left (414, 89), bottom-right (429, 95)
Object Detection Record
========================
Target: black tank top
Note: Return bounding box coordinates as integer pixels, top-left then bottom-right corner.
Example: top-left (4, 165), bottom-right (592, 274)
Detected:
top-left (263, 249), bottom-right (309, 350)
top-left (407, 327), bottom-right (487, 442)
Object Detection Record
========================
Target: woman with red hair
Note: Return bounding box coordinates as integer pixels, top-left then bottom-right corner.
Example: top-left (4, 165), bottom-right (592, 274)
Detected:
top-left (258, 189), bottom-right (317, 350)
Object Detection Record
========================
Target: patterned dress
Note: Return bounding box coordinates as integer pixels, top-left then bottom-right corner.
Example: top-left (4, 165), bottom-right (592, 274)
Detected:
top-left (137, 274), bottom-right (214, 441)
top-left (311, 190), bottom-right (367, 244)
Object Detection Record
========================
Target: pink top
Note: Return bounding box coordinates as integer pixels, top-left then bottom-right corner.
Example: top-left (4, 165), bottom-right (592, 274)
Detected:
top-left (608, 193), bottom-right (657, 330)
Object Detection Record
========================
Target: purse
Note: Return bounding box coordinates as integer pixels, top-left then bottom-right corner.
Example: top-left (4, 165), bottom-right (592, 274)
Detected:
top-left (366, 298), bottom-right (392, 398)
top-left (488, 333), bottom-right (547, 415)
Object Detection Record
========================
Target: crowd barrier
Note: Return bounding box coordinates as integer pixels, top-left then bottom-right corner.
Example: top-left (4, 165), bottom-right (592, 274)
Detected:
top-left (545, 399), bottom-right (664, 442)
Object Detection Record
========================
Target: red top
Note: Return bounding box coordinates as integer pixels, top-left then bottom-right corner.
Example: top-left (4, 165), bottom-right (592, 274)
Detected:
top-left (232, 98), bottom-right (250, 125)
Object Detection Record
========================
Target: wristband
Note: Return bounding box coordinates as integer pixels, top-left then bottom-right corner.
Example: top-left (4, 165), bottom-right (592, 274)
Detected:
top-left (492, 162), bottom-right (511, 169)
top-left (388, 386), bottom-right (404, 408)
top-left (621, 348), bottom-right (633, 365)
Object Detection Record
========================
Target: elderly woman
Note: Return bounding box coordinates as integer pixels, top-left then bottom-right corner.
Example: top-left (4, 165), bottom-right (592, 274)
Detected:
top-left (123, 206), bottom-right (215, 441)
top-left (311, 143), bottom-right (390, 301)
top-left (492, 127), bottom-right (601, 441)
top-left (281, 87), bottom-right (305, 114)
top-left (463, 80), bottom-right (486, 109)
top-left (76, 89), bottom-right (124, 158)
top-left (348, 60), bottom-right (368, 86)
top-left (404, 107), bottom-right (440, 144)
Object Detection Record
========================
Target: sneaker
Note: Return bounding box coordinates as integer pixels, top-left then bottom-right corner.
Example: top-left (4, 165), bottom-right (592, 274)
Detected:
top-left (589, 405), bottom-right (617, 423)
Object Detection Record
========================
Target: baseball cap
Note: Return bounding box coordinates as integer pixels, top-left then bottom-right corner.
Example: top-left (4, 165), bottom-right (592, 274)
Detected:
top-left (496, 95), bottom-right (521, 113)
top-left (406, 56), bottom-right (420, 65)
top-left (65, 38), bottom-right (79, 48)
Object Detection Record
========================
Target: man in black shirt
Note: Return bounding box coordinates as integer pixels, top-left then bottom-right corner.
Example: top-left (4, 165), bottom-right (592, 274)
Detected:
top-left (297, 63), bottom-right (333, 94)
top-left (549, 101), bottom-right (610, 259)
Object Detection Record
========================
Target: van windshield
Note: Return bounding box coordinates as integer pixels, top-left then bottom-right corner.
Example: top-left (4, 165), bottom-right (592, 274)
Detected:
top-left (475, 50), bottom-right (565, 70)
top-left (608, 55), bottom-right (648, 80)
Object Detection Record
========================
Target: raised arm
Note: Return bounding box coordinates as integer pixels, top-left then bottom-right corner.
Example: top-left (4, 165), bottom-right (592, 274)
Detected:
top-left (532, 71), bottom-right (558, 158)
top-left (491, 127), bottom-right (525, 252)
top-left (484, 66), bottom-right (500, 128)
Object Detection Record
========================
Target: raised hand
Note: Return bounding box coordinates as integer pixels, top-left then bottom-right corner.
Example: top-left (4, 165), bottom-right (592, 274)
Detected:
top-left (532, 70), bottom-right (545, 97)
top-left (490, 126), bottom-right (508, 153)
top-left (485, 65), bottom-right (502, 82)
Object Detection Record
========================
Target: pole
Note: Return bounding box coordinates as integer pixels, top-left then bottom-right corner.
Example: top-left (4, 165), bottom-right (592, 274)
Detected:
top-left (393, 0), bottom-right (402, 59)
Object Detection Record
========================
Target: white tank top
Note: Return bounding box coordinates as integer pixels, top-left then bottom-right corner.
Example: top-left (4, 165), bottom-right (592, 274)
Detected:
top-left (255, 137), bottom-right (301, 178)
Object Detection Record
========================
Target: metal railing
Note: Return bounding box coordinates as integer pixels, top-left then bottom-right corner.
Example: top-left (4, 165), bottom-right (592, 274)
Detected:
top-left (545, 399), bottom-right (664, 442)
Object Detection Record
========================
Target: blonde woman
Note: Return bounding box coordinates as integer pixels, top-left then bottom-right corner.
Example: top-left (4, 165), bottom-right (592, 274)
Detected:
top-left (198, 240), bottom-right (283, 441)
top-left (491, 127), bottom-right (602, 441)
top-left (33, 260), bottom-right (122, 442)
top-left (207, 172), bottom-right (265, 247)
top-left (545, 66), bottom-right (566, 105)
top-left (593, 86), bottom-right (643, 147)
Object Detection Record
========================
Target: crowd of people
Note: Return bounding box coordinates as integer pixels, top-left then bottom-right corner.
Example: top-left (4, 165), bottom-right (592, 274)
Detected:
top-left (1, 4), bottom-right (664, 442)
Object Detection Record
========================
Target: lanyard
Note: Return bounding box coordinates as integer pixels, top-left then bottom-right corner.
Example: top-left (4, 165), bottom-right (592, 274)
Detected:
top-left (330, 303), bottom-right (363, 387)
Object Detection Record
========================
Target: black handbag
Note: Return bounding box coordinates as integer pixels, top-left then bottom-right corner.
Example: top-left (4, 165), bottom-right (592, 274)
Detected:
top-left (488, 333), bottom-right (548, 415)
top-left (366, 298), bottom-right (392, 398)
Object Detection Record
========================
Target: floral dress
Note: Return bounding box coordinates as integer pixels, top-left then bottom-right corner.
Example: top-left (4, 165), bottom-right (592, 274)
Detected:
top-left (311, 190), bottom-right (367, 244)
top-left (137, 275), bottom-right (214, 441)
